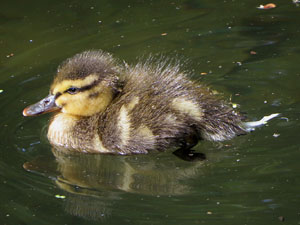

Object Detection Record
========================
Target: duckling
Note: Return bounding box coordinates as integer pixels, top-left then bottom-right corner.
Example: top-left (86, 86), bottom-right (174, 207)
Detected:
top-left (23, 50), bottom-right (279, 154)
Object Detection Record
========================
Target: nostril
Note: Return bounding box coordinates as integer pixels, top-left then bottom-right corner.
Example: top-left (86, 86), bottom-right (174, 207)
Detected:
top-left (43, 99), bottom-right (50, 106)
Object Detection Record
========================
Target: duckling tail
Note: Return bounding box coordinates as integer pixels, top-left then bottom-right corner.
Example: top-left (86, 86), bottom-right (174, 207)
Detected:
top-left (243, 113), bottom-right (280, 132)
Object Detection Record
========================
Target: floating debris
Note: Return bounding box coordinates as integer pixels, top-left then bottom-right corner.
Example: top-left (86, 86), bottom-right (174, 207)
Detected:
top-left (278, 216), bottom-right (285, 222)
top-left (207, 211), bottom-right (213, 215)
top-left (6, 53), bottom-right (14, 58)
top-left (0, 90), bottom-right (3, 93)
top-left (250, 51), bottom-right (257, 55)
top-left (280, 117), bottom-right (289, 122)
top-left (200, 72), bottom-right (208, 75)
top-left (257, 3), bottom-right (276, 9)
top-left (232, 103), bottom-right (238, 109)
top-left (244, 113), bottom-right (280, 131)
top-left (273, 133), bottom-right (280, 138)
top-left (161, 33), bottom-right (168, 36)
top-left (55, 194), bottom-right (66, 199)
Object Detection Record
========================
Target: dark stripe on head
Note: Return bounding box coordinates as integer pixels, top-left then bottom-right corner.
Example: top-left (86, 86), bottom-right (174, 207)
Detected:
top-left (78, 79), bottom-right (101, 92)
top-left (55, 92), bottom-right (62, 99)
top-left (88, 92), bottom-right (100, 98)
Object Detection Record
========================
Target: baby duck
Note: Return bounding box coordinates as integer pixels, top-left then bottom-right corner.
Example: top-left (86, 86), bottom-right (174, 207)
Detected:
top-left (23, 50), bottom-right (278, 154)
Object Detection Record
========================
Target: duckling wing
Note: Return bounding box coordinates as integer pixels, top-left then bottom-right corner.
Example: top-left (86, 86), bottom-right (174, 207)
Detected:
top-left (99, 60), bottom-right (247, 153)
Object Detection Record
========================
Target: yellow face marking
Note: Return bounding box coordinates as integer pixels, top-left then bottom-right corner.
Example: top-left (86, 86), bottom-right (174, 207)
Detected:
top-left (171, 98), bottom-right (203, 120)
top-left (51, 74), bottom-right (114, 116)
top-left (51, 74), bottom-right (99, 94)
top-left (55, 82), bottom-right (113, 116)
top-left (118, 105), bottom-right (131, 146)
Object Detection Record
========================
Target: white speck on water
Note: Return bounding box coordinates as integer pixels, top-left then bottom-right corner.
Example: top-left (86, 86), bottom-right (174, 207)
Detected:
top-left (280, 117), bottom-right (289, 122)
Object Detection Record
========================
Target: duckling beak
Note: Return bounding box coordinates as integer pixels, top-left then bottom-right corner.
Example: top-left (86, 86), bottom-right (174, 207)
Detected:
top-left (23, 94), bottom-right (60, 116)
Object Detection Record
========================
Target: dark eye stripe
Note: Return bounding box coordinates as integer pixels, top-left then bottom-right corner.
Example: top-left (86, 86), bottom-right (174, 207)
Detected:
top-left (77, 79), bottom-right (101, 92)
top-left (54, 79), bottom-right (102, 97)
top-left (59, 79), bottom-right (101, 96)
top-left (55, 92), bottom-right (62, 99)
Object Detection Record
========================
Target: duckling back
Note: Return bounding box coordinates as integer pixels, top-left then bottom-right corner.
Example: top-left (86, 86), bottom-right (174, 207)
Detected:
top-left (98, 58), bottom-right (247, 154)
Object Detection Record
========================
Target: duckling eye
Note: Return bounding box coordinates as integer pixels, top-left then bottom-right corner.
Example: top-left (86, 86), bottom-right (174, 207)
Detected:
top-left (66, 87), bottom-right (79, 95)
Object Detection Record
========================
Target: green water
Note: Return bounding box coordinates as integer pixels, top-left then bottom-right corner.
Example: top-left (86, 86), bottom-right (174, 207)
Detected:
top-left (1, 0), bottom-right (300, 224)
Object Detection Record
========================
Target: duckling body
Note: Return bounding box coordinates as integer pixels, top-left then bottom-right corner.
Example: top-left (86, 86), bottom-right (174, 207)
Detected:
top-left (23, 51), bottom-right (259, 154)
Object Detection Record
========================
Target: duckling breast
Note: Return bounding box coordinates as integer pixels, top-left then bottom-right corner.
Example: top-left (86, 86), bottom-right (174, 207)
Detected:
top-left (48, 113), bottom-right (79, 148)
top-left (48, 113), bottom-right (113, 153)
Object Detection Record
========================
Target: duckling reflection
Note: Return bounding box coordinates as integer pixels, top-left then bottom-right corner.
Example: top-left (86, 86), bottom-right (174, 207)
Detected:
top-left (24, 147), bottom-right (206, 220)
top-left (52, 147), bottom-right (205, 195)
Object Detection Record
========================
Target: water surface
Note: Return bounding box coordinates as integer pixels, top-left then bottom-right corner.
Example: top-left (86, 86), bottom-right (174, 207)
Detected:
top-left (1, 0), bottom-right (300, 224)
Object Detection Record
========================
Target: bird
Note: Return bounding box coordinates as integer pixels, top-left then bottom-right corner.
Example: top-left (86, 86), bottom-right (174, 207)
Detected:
top-left (23, 50), bottom-right (279, 155)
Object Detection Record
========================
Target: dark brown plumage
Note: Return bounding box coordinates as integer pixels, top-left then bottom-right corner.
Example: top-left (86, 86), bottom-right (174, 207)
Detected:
top-left (98, 56), bottom-right (247, 154)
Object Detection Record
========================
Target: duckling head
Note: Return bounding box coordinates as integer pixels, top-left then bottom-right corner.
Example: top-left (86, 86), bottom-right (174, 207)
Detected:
top-left (23, 51), bottom-right (121, 117)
